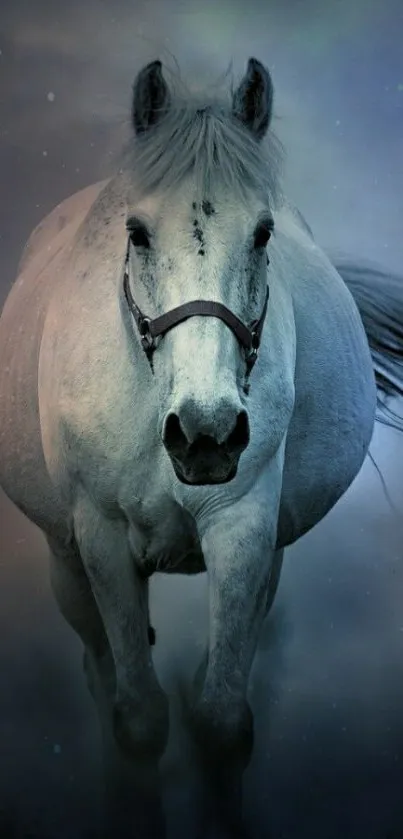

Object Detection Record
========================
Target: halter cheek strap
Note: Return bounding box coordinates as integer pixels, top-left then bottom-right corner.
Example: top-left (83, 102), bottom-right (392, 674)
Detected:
top-left (123, 237), bottom-right (270, 395)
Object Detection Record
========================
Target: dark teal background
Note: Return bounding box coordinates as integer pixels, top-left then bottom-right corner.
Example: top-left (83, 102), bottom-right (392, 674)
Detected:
top-left (0, 1), bottom-right (402, 836)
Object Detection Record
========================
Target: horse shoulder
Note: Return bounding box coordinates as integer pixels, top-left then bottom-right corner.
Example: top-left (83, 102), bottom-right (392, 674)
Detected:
top-left (0, 181), bottom-right (109, 536)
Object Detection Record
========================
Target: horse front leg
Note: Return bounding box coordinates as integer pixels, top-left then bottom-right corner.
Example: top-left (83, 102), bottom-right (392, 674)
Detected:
top-left (190, 493), bottom-right (279, 839)
top-left (72, 492), bottom-right (169, 839)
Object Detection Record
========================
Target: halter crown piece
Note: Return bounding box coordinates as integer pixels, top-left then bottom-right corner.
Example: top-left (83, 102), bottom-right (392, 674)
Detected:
top-left (123, 236), bottom-right (270, 395)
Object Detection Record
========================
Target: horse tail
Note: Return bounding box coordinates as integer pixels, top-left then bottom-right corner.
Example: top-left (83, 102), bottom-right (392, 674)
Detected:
top-left (332, 257), bottom-right (403, 432)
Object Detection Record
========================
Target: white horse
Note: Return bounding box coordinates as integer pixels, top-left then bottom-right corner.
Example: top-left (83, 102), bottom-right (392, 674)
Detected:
top-left (0, 58), bottom-right (402, 839)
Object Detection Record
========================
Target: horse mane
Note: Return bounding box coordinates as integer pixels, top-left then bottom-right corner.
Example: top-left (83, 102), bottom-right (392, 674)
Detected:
top-left (118, 67), bottom-right (284, 207)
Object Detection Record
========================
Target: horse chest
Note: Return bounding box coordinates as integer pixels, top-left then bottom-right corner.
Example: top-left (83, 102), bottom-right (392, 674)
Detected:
top-left (126, 497), bottom-right (205, 577)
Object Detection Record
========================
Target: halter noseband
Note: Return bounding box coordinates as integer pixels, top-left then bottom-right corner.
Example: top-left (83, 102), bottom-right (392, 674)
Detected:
top-left (123, 236), bottom-right (269, 395)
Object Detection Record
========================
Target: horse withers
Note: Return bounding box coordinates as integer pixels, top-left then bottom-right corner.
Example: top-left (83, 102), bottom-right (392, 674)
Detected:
top-left (0, 57), bottom-right (402, 838)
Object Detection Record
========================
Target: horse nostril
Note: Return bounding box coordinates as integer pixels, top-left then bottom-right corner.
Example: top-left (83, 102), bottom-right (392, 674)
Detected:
top-left (227, 410), bottom-right (250, 452)
top-left (163, 412), bottom-right (188, 454)
top-left (163, 406), bottom-right (250, 457)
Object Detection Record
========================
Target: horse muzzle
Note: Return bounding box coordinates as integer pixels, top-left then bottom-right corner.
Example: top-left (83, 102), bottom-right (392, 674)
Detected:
top-left (168, 438), bottom-right (240, 485)
top-left (162, 409), bottom-right (250, 485)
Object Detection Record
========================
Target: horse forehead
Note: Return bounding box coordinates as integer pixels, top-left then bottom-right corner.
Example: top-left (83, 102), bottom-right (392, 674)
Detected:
top-left (130, 177), bottom-right (263, 223)
top-left (160, 198), bottom-right (252, 238)
top-left (131, 189), bottom-right (262, 244)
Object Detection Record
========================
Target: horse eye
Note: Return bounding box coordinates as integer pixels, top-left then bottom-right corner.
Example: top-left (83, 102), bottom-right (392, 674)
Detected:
top-left (254, 219), bottom-right (273, 249)
top-left (126, 219), bottom-right (150, 249)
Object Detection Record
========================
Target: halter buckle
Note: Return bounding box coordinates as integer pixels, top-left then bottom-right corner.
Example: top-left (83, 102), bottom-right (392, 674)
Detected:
top-left (139, 317), bottom-right (155, 355)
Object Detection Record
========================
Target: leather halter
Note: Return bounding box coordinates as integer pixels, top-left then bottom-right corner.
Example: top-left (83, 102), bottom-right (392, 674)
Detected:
top-left (123, 236), bottom-right (269, 395)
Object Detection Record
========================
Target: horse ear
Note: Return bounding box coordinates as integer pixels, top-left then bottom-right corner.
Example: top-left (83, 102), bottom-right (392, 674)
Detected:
top-left (232, 58), bottom-right (273, 140)
top-left (132, 60), bottom-right (170, 135)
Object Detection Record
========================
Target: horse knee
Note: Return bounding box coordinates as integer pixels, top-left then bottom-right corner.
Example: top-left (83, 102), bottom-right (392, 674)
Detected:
top-left (192, 695), bottom-right (254, 768)
top-left (113, 687), bottom-right (169, 761)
